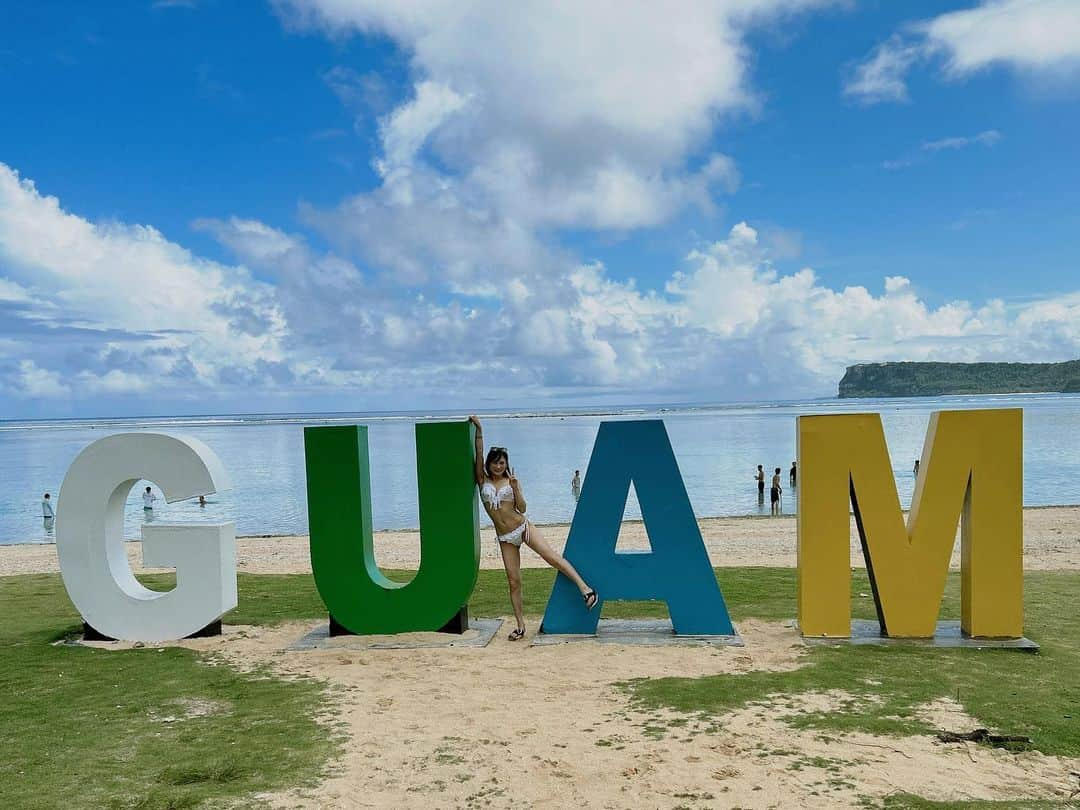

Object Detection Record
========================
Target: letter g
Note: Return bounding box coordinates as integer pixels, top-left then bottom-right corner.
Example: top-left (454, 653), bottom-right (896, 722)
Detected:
top-left (56, 433), bottom-right (236, 642)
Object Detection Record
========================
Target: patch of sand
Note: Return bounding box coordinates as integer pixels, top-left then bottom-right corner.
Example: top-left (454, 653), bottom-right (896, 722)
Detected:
top-left (914, 696), bottom-right (983, 734)
top-left (101, 620), bottom-right (1079, 808)
top-left (145, 698), bottom-right (231, 725)
top-left (698, 691), bottom-right (1076, 806)
top-left (4, 504), bottom-right (1080, 576)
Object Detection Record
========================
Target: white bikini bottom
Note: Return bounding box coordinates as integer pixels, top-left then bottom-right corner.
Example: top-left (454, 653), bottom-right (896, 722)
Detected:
top-left (496, 520), bottom-right (529, 547)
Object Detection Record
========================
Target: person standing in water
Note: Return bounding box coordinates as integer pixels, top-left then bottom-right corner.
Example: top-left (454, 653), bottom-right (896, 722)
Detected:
top-left (142, 486), bottom-right (156, 511)
top-left (755, 464), bottom-right (765, 504)
top-left (771, 467), bottom-right (783, 516)
top-left (913, 459), bottom-right (920, 477)
top-left (571, 470), bottom-right (582, 503)
top-left (42, 492), bottom-right (55, 534)
top-left (789, 461), bottom-right (797, 488)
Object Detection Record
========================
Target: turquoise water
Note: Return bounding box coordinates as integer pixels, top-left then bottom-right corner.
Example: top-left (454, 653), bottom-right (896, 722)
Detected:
top-left (3, 393), bottom-right (1078, 544)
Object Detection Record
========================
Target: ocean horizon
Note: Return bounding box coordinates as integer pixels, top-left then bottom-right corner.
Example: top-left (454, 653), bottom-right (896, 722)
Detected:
top-left (5, 391), bottom-right (1079, 545)
top-left (0, 395), bottom-right (842, 431)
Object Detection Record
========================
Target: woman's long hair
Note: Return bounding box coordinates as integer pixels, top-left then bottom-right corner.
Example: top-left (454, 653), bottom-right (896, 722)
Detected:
top-left (484, 447), bottom-right (509, 478)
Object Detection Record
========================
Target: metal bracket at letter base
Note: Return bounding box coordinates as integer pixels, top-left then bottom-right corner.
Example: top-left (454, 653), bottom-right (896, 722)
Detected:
top-left (304, 421), bottom-right (480, 635)
top-left (540, 420), bottom-right (735, 635)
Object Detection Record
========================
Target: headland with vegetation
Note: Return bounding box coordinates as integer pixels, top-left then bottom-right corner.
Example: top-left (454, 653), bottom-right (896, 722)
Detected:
top-left (838, 359), bottom-right (1080, 398)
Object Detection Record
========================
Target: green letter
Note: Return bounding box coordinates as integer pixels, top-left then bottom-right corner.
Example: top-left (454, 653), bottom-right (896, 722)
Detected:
top-left (304, 421), bottom-right (480, 634)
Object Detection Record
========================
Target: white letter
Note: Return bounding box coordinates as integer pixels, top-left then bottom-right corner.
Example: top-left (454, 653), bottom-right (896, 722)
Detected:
top-left (56, 433), bottom-right (236, 642)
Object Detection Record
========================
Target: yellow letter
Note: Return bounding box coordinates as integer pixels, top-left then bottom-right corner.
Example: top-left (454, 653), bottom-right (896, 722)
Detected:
top-left (797, 409), bottom-right (1022, 639)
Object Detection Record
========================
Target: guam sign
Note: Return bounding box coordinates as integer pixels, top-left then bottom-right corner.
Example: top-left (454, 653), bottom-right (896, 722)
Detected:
top-left (53, 409), bottom-right (1024, 645)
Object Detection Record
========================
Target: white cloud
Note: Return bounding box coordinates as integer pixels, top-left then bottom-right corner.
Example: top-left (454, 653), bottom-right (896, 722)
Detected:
top-left (0, 277), bottom-right (32, 303)
top-left (193, 216), bottom-right (298, 264)
top-left (0, 163), bottom-right (289, 403)
top-left (376, 80), bottom-right (470, 174)
top-left (276, 0), bottom-right (840, 232)
top-left (3, 164), bottom-right (1079, 410)
top-left (661, 223), bottom-right (1080, 389)
top-left (0, 167), bottom-right (285, 347)
top-left (922, 129), bottom-right (1002, 151)
top-left (880, 129), bottom-right (1002, 170)
top-left (844, 36), bottom-right (923, 104)
top-left (927, 0), bottom-right (1080, 77)
top-left (264, 0), bottom-right (833, 401)
top-left (15, 360), bottom-right (70, 398)
top-left (77, 368), bottom-right (151, 395)
top-left (848, 0), bottom-right (1080, 104)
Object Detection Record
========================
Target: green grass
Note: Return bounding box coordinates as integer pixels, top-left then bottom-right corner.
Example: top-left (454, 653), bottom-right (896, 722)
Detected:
top-left (877, 797), bottom-right (1070, 810)
top-left (623, 569), bottom-right (1080, 763)
top-left (0, 573), bottom-right (341, 810)
top-left (1, 567), bottom-right (1078, 809)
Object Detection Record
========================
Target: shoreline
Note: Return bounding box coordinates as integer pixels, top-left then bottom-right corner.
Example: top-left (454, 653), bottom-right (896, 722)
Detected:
top-left (3, 504), bottom-right (1079, 576)
top-left (10, 501), bottom-right (1080, 545)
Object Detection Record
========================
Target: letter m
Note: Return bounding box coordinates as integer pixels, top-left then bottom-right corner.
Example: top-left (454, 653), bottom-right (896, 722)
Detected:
top-left (797, 409), bottom-right (1022, 639)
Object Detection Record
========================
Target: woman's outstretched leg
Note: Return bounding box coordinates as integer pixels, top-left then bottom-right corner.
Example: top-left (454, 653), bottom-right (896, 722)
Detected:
top-left (523, 523), bottom-right (595, 605)
top-left (498, 540), bottom-right (525, 637)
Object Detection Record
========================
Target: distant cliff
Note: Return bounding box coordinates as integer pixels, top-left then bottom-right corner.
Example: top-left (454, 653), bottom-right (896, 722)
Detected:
top-left (838, 360), bottom-right (1080, 398)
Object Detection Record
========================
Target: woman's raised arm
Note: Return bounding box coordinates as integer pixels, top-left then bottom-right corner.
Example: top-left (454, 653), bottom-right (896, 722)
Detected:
top-left (468, 415), bottom-right (485, 485)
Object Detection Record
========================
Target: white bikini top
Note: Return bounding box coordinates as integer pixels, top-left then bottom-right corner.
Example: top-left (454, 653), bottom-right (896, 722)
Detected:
top-left (480, 481), bottom-right (513, 508)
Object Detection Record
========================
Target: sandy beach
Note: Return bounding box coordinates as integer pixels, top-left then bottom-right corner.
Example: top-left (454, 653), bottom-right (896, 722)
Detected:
top-left (95, 618), bottom-right (1079, 808)
top-left (4, 504), bottom-right (1079, 576)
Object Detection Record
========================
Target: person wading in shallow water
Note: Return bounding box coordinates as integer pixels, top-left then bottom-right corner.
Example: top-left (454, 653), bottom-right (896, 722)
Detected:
top-left (771, 467), bottom-right (783, 516)
top-left (469, 415), bottom-right (597, 641)
top-left (42, 492), bottom-right (55, 534)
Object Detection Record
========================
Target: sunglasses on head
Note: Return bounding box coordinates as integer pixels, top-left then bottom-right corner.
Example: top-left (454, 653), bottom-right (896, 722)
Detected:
top-left (489, 447), bottom-right (507, 453)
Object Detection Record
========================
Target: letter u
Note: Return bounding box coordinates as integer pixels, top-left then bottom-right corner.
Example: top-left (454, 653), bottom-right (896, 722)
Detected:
top-left (304, 421), bottom-right (480, 634)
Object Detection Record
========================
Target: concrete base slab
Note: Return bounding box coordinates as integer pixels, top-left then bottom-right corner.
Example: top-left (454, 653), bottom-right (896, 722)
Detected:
top-left (532, 618), bottom-right (743, 647)
top-left (287, 618), bottom-right (503, 651)
top-left (801, 619), bottom-right (1039, 651)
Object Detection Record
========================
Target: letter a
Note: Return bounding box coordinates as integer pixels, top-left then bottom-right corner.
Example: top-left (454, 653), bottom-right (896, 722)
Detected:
top-left (541, 420), bottom-right (734, 635)
top-left (304, 421), bottom-right (480, 634)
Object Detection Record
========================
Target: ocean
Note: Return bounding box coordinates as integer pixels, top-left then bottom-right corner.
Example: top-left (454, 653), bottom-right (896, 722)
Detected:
top-left (3, 393), bottom-right (1079, 544)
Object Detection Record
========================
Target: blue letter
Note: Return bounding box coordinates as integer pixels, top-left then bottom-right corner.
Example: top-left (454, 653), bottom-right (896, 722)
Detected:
top-left (541, 420), bottom-right (734, 635)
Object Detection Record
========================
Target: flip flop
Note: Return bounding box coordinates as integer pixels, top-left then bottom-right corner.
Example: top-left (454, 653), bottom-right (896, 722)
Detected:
top-left (583, 590), bottom-right (598, 611)
top-left (508, 626), bottom-right (526, 641)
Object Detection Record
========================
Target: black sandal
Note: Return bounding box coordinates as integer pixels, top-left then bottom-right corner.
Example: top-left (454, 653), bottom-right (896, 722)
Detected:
top-left (508, 626), bottom-right (526, 641)
top-left (583, 590), bottom-right (599, 611)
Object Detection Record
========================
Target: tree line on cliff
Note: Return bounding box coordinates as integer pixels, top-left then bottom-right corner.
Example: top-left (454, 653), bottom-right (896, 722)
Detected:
top-left (838, 360), bottom-right (1080, 398)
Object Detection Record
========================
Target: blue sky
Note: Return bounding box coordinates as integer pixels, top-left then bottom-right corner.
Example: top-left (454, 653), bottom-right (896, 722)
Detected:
top-left (1, 0), bottom-right (1079, 418)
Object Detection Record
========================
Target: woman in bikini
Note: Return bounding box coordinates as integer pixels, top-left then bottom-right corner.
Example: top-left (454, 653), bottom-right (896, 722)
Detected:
top-left (469, 415), bottom-right (598, 640)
